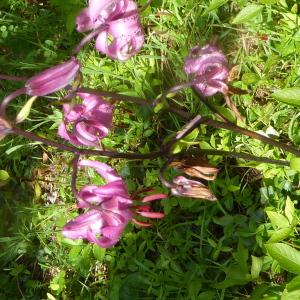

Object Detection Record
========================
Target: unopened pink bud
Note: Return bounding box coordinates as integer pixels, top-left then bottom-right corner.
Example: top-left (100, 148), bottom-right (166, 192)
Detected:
top-left (25, 57), bottom-right (80, 96)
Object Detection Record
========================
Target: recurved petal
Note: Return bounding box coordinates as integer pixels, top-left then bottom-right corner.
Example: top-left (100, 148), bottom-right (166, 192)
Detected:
top-left (142, 193), bottom-right (168, 202)
top-left (79, 160), bottom-right (121, 182)
top-left (136, 211), bottom-right (165, 219)
top-left (62, 210), bottom-right (102, 240)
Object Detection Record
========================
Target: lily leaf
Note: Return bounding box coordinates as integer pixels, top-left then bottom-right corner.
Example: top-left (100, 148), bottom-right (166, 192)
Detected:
top-left (232, 5), bottom-right (263, 24)
top-left (266, 243), bottom-right (300, 274)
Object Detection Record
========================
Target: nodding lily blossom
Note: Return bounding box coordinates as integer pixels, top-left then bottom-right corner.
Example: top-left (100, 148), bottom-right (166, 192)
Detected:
top-left (62, 160), bottom-right (167, 247)
top-left (25, 57), bottom-right (80, 96)
top-left (95, 2), bottom-right (144, 61)
top-left (62, 160), bottom-right (133, 248)
top-left (58, 93), bottom-right (113, 147)
top-left (184, 44), bottom-right (228, 96)
top-left (76, 0), bottom-right (128, 32)
top-left (76, 0), bottom-right (144, 60)
top-left (0, 117), bottom-right (12, 140)
top-left (171, 176), bottom-right (217, 201)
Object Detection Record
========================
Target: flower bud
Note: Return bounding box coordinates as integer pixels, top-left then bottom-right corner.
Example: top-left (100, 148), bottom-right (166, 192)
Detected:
top-left (171, 176), bottom-right (217, 201)
top-left (25, 57), bottom-right (80, 96)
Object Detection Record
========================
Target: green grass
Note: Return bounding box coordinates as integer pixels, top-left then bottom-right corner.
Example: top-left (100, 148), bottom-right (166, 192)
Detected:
top-left (1, 0), bottom-right (300, 299)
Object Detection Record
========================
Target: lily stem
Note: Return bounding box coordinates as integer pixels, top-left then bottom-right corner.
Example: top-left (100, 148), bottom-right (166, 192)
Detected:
top-left (71, 154), bottom-right (80, 197)
top-left (11, 126), bottom-right (164, 160)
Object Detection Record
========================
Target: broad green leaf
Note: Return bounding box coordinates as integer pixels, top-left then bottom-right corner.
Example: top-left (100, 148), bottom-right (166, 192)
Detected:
top-left (205, 0), bottom-right (229, 13)
top-left (61, 237), bottom-right (83, 246)
top-left (265, 243), bottom-right (300, 274)
top-left (282, 289), bottom-right (300, 300)
top-left (236, 243), bottom-right (249, 273)
top-left (258, 0), bottom-right (278, 3)
top-left (198, 291), bottom-right (215, 300)
top-left (213, 266), bottom-right (250, 289)
top-left (183, 128), bottom-right (199, 141)
top-left (47, 293), bottom-right (57, 300)
top-left (251, 256), bottom-right (263, 279)
top-left (232, 5), bottom-right (263, 24)
top-left (267, 228), bottom-right (293, 243)
top-left (0, 170), bottom-right (9, 181)
top-left (286, 275), bottom-right (300, 292)
top-left (242, 73), bottom-right (260, 85)
top-left (93, 244), bottom-right (105, 261)
top-left (0, 170), bottom-right (10, 187)
top-left (266, 211), bottom-right (289, 228)
top-left (16, 96), bottom-right (37, 124)
top-left (285, 197), bottom-right (295, 224)
top-left (290, 157), bottom-right (300, 172)
top-left (249, 284), bottom-right (269, 300)
top-left (213, 105), bottom-right (237, 123)
top-left (272, 88), bottom-right (300, 106)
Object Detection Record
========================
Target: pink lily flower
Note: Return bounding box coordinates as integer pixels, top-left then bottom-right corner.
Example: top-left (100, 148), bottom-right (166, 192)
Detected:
top-left (58, 92), bottom-right (113, 147)
top-left (62, 160), bottom-right (133, 248)
top-left (76, 0), bottom-right (144, 60)
top-left (184, 44), bottom-right (228, 96)
top-left (62, 160), bottom-right (168, 247)
top-left (25, 57), bottom-right (80, 96)
top-left (76, 0), bottom-right (128, 32)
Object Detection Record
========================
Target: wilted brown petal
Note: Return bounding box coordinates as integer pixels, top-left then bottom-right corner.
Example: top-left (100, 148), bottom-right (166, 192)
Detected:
top-left (171, 176), bottom-right (217, 201)
top-left (0, 117), bottom-right (12, 140)
top-left (170, 157), bottom-right (219, 181)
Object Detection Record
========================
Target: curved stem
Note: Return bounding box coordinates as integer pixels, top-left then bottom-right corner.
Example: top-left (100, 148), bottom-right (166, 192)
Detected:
top-left (139, 0), bottom-right (153, 12)
top-left (163, 115), bottom-right (204, 152)
top-left (0, 87), bottom-right (26, 118)
top-left (72, 25), bottom-right (105, 55)
top-left (224, 94), bottom-right (244, 122)
top-left (187, 148), bottom-right (289, 167)
top-left (152, 81), bottom-right (196, 107)
top-left (204, 118), bottom-right (300, 157)
top-left (192, 87), bottom-right (232, 122)
top-left (11, 126), bottom-right (164, 160)
top-left (159, 157), bottom-right (175, 189)
top-left (71, 154), bottom-right (80, 197)
top-left (0, 74), bottom-right (27, 81)
top-left (77, 87), bottom-right (149, 105)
